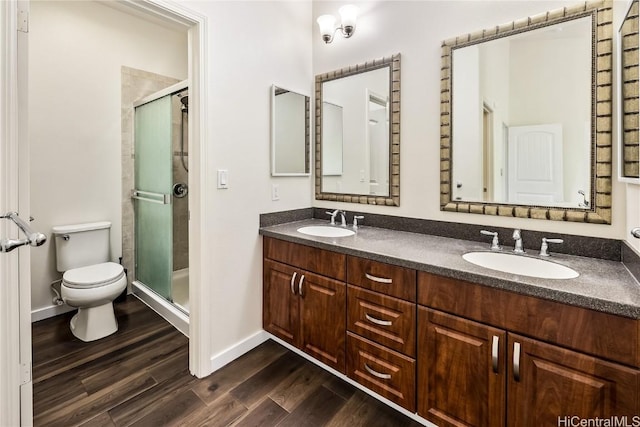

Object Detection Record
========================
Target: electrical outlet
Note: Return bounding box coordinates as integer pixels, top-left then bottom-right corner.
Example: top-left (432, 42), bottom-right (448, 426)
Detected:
top-left (272, 184), bottom-right (280, 201)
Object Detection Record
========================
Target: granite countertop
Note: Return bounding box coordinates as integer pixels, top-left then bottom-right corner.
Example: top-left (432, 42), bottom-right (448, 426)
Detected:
top-left (260, 219), bottom-right (640, 319)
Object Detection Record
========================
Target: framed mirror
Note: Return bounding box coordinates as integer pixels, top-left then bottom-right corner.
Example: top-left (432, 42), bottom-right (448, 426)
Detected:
top-left (271, 85), bottom-right (310, 176)
top-left (619, 0), bottom-right (640, 184)
top-left (315, 54), bottom-right (401, 206)
top-left (440, 1), bottom-right (612, 224)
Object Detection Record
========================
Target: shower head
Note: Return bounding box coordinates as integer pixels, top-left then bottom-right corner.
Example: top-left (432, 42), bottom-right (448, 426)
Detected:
top-left (180, 95), bottom-right (188, 113)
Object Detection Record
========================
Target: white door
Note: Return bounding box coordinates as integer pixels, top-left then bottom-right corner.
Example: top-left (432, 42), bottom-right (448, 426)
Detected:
top-left (508, 124), bottom-right (563, 205)
top-left (1, 1), bottom-right (34, 425)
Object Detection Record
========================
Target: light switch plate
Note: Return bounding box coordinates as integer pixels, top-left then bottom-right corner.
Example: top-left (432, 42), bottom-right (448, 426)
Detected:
top-left (217, 169), bottom-right (229, 189)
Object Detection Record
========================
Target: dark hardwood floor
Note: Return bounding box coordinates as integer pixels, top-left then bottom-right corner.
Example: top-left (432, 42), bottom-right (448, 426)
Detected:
top-left (32, 296), bottom-right (423, 427)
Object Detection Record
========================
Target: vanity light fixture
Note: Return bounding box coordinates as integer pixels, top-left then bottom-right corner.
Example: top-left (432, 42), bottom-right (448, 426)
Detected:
top-left (317, 5), bottom-right (358, 44)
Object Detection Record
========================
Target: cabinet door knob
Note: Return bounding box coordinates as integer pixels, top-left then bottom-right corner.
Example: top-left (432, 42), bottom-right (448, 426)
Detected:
top-left (298, 274), bottom-right (305, 297)
top-left (513, 342), bottom-right (521, 382)
top-left (365, 272), bottom-right (393, 284)
top-left (290, 272), bottom-right (298, 295)
top-left (492, 335), bottom-right (499, 373)
top-left (365, 313), bottom-right (393, 326)
top-left (364, 363), bottom-right (392, 380)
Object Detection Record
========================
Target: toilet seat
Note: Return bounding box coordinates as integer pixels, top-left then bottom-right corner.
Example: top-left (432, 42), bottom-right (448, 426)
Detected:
top-left (63, 262), bottom-right (125, 289)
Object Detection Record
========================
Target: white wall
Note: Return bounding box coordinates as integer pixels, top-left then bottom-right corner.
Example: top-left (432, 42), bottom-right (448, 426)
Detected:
top-left (184, 0), bottom-right (313, 367)
top-left (28, 1), bottom-right (188, 314)
top-left (312, 0), bottom-right (628, 239)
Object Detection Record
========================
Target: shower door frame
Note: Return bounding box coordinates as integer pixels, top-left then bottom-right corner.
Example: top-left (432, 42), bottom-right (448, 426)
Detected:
top-left (118, 0), bottom-right (211, 380)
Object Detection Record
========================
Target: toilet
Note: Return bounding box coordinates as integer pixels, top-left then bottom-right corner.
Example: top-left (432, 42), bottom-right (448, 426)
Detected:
top-left (52, 221), bottom-right (127, 342)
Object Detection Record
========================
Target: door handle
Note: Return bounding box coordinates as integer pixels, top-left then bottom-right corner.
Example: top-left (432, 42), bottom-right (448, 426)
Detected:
top-left (513, 342), bottom-right (521, 382)
top-left (298, 274), bottom-right (305, 297)
top-left (290, 272), bottom-right (298, 295)
top-left (492, 335), bottom-right (499, 373)
top-left (1, 212), bottom-right (47, 253)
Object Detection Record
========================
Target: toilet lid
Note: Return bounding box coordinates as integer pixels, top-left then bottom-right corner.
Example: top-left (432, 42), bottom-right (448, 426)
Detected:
top-left (63, 262), bottom-right (125, 289)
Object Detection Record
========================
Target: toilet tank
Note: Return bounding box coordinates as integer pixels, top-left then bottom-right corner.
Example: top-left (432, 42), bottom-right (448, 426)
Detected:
top-left (52, 221), bottom-right (111, 272)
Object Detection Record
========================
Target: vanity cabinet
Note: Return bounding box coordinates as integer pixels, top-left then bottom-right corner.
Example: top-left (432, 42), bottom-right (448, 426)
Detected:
top-left (346, 256), bottom-right (417, 411)
top-left (263, 238), bottom-right (346, 373)
top-left (417, 272), bottom-right (640, 427)
top-left (262, 235), bottom-right (640, 425)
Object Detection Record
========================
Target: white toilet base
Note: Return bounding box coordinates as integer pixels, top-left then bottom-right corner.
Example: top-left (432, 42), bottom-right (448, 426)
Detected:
top-left (70, 302), bottom-right (118, 342)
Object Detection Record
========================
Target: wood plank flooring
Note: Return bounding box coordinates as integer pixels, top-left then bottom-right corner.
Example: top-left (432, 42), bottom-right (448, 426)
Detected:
top-left (32, 297), bottom-right (423, 427)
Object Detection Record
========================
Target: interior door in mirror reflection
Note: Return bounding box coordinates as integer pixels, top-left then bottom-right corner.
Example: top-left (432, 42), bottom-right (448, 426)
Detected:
top-left (507, 124), bottom-right (563, 205)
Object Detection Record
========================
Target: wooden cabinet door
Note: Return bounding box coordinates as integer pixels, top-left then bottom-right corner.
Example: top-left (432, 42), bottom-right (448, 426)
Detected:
top-left (263, 259), bottom-right (300, 347)
top-left (417, 308), bottom-right (506, 427)
top-left (508, 334), bottom-right (640, 427)
top-left (300, 270), bottom-right (346, 373)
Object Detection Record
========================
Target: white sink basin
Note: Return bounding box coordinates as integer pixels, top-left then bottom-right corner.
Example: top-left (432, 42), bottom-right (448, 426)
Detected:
top-left (462, 251), bottom-right (579, 279)
top-left (297, 226), bottom-right (355, 238)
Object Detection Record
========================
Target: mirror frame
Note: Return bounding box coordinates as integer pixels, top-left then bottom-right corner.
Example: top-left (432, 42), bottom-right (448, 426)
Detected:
top-left (271, 85), bottom-right (311, 177)
top-left (440, 1), bottom-right (612, 224)
top-left (619, 0), bottom-right (640, 184)
top-left (315, 53), bottom-right (401, 206)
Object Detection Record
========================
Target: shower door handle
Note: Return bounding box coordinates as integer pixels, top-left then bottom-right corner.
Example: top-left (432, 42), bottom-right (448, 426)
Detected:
top-left (131, 190), bottom-right (171, 205)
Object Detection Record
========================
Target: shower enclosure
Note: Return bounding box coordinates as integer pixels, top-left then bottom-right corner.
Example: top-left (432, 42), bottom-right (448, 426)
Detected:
top-left (131, 81), bottom-right (189, 332)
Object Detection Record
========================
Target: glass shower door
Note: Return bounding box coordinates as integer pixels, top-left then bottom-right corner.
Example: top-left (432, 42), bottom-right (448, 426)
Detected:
top-left (133, 95), bottom-right (173, 300)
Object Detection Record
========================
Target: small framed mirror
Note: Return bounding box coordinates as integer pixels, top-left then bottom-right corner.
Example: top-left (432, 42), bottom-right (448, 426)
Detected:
top-left (619, 0), bottom-right (640, 184)
top-left (271, 85), bottom-right (310, 176)
top-left (315, 54), bottom-right (401, 206)
top-left (440, 1), bottom-right (612, 224)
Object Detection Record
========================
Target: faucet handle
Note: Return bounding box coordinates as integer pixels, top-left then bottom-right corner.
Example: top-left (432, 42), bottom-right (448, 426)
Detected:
top-left (353, 215), bottom-right (364, 230)
top-left (325, 210), bottom-right (336, 225)
top-left (540, 237), bottom-right (563, 257)
top-left (480, 230), bottom-right (501, 251)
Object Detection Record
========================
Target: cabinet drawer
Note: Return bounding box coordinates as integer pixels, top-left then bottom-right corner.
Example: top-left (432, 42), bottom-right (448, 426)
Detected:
top-left (347, 256), bottom-right (416, 301)
top-left (347, 285), bottom-right (416, 356)
top-left (346, 332), bottom-right (416, 412)
top-left (418, 272), bottom-right (640, 367)
top-left (264, 237), bottom-right (346, 281)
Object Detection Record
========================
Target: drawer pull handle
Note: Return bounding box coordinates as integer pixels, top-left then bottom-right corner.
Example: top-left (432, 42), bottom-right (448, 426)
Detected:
top-left (365, 313), bottom-right (392, 326)
top-left (491, 335), bottom-right (499, 373)
top-left (290, 272), bottom-right (298, 295)
top-left (365, 273), bottom-right (393, 284)
top-left (364, 363), bottom-right (391, 380)
top-left (513, 342), bottom-right (521, 382)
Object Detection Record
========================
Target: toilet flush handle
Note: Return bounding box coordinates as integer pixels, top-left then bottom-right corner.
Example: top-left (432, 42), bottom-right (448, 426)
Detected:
top-left (62, 234), bottom-right (70, 241)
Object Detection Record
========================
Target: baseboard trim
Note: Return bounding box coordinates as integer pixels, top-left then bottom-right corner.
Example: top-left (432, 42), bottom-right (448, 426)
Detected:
top-left (267, 333), bottom-right (436, 427)
top-left (31, 304), bottom-right (75, 323)
top-left (210, 330), bottom-right (270, 373)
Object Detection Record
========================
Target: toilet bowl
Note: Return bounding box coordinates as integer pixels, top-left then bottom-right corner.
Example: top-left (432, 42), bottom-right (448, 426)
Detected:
top-left (61, 262), bottom-right (127, 342)
top-left (53, 221), bottom-right (127, 342)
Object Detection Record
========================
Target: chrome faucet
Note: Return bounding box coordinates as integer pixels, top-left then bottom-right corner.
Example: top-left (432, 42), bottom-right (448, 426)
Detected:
top-left (512, 229), bottom-right (524, 253)
top-left (326, 209), bottom-right (347, 226)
